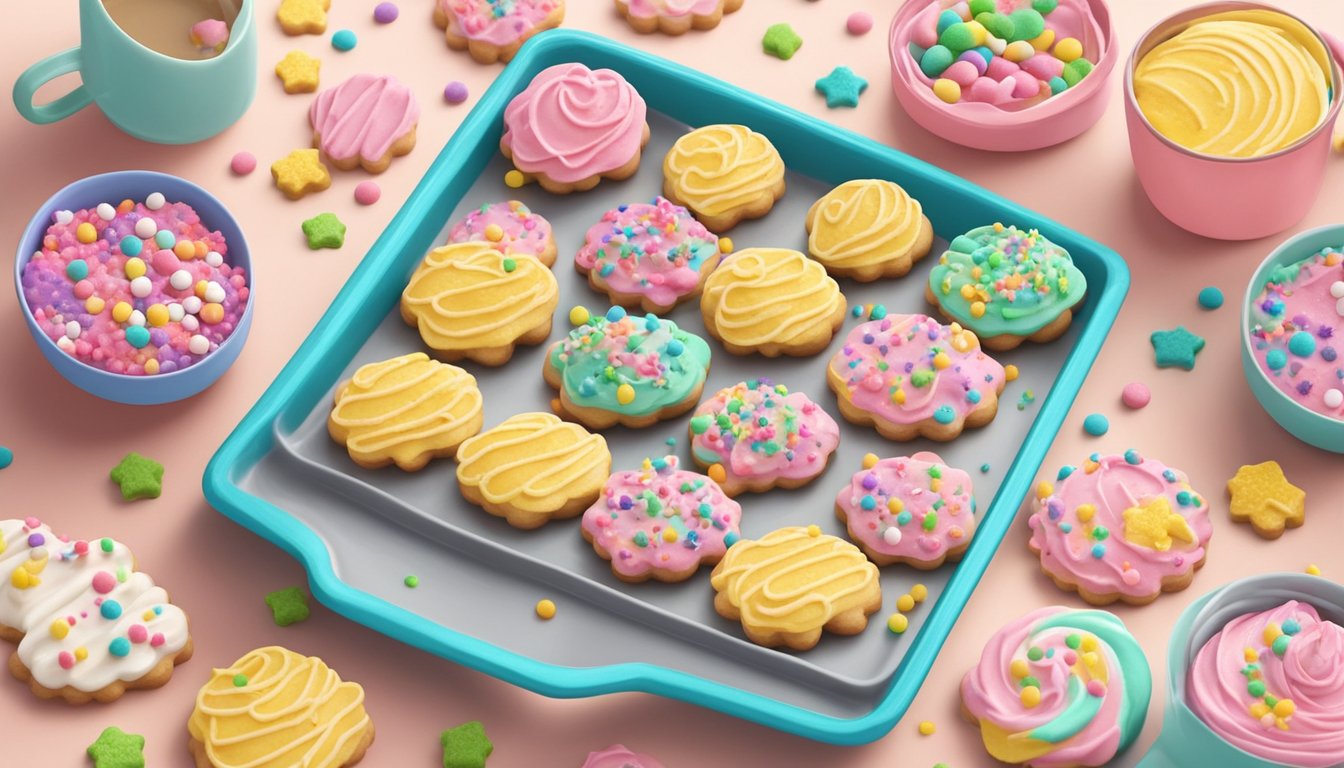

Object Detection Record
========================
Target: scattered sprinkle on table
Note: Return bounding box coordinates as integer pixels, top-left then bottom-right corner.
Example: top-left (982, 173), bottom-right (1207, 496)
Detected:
top-left (331, 28), bottom-right (357, 51)
top-left (535, 599), bottom-right (556, 620)
top-left (264, 586), bottom-right (311, 627)
top-left (1121, 381), bottom-right (1151, 409)
top-left (896, 593), bottom-right (916, 612)
top-left (1197, 286), bottom-right (1224, 310)
top-left (109, 452), bottom-right (163, 501)
top-left (815, 66), bottom-right (869, 108)
top-left (1307, 563), bottom-right (1322, 575)
top-left (272, 148), bottom-right (331, 199)
top-left (444, 81), bottom-right (469, 104)
top-left (980, 462), bottom-right (990, 473)
top-left (404, 575), bottom-right (420, 588)
top-left (847, 11), bottom-right (874, 35)
top-left (87, 726), bottom-right (145, 768)
top-left (763, 23), bottom-right (803, 60)
top-left (0, 446), bottom-right (12, 470)
top-left (911, 583), bottom-right (928, 602)
top-left (373, 2), bottom-right (399, 23)
top-left (918, 720), bottom-right (936, 736)
top-left (441, 721), bottom-right (493, 768)
top-left (1082, 413), bottom-right (1109, 436)
top-left (302, 212), bottom-right (346, 249)
top-left (230, 151), bottom-right (257, 175)
top-left (1151, 326), bottom-right (1206, 370)
top-left (354, 181), bottom-right (381, 206)
top-left (275, 49), bottom-right (321, 93)
top-left (503, 169), bottom-right (525, 188)
top-left (1016, 389), bottom-right (1035, 411)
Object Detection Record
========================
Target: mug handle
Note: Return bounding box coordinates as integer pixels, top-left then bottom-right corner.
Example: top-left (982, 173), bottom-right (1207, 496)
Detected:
top-left (12, 47), bottom-right (92, 125)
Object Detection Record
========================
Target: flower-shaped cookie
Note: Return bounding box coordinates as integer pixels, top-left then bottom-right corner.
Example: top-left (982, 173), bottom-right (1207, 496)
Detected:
top-left (1226, 461), bottom-right (1306, 539)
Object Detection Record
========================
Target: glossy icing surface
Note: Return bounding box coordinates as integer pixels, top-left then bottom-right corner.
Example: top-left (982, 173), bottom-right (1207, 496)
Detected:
top-left (689, 378), bottom-right (839, 487)
top-left (807, 179), bottom-right (926, 272)
top-left (663, 124), bottom-right (784, 217)
top-left (701, 248), bottom-right (843, 348)
top-left (577, 197), bottom-right (720, 309)
top-left (447, 201), bottom-right (553, 260)
top-left (835, 451), bottom-right (975, 564)
top-left (456, 412), bottom-right (609, 513)
top-left (438, 0), bottom-right (562, 46)
top-left (310, 74), bottom-right (419, 164)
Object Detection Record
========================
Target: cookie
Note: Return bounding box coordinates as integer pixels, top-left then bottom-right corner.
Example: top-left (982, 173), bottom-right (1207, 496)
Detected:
top-left (271, 148), bottom-right (331, 200)
top-left (447, 201), bottom-right (557, 267)
top-left (827, 313), bottom-right (1006, 441)
top-left (187, 646), bottom-right (374, 768)
top-left (700, 248), bottom-right (846, 357)
top-left (835, 451), bottom-right (976, 569)
top-left (960, 607), bottom-right (1152, 768)
top-left (401, 244), bottom-right (558, 366)
top-left (500, 63), bottom-right (649, 194)
top-left (1028, 451), bottom-right (1214, 606)
top-left (576, 196), bottom-right (723, 314)
top-left (805, 179), bottom-right (934, 282)
top-left (926, 223), bottom-right (1087, 352)
top-left (689, 378), bottom-right (840, 495)
top-left (456, 412), bottom-right (611, 530)
top-left (328, 352), bottom-right (484, 471)
top-left (434, 0), bottom-right (565, 64)
top-left (277, 0), bottom-right (330, 35)
top-left (1226, 460), bottom-right (1306, 539)
top-left (1, 517), bottom-right (193, 704)
top-left (310, 74), bottom-right (419, 173)
top-left (581, 455), bottom-right (742, 583)
top-left (663, 124), bottom-right (786, 231)
top-left (544, 306), bottom-right (712, 430)
top-left (711, 525), bottom-right (880, 650)
top-left (615, 0), bottom-right (744, 35)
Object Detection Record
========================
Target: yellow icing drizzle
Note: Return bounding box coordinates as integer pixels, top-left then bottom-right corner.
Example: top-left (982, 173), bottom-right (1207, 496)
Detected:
top-left (663, 124), bottom-right (784, 216)
top-left (701, 248), bottom-right (844, 347)
top-left (710, 527), bottom-right (878, 634)
top-left (807, 179), bottom-right (925, 270)
top-left (455, 412), bottom-right (611, 513)
top-left (188, 646), bottom-right (371, 768)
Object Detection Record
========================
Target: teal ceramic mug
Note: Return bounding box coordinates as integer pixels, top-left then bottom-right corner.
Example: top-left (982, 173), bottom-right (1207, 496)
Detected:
top-left (13, 0), bottom-right (256, 144)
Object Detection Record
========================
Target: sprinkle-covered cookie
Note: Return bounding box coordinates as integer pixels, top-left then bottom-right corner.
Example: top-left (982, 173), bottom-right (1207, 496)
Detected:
top-left (434, 0), bottom-right (565, 64)
top-left (700, 248), bottom-right (846, 357)
top-left (447, 200), bottom-right (556, 267)
top-left (835, 451), bottom-right (976, 569)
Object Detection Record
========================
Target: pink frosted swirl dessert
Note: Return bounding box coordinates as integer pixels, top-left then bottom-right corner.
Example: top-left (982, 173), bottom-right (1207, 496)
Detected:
top-left (437, 0), bottom-right (562, 47)
top-left (835, 451), bottom-right (975, 568)
top-left (447, 201), bottom-right (555, 266)
top-left (1187, 600), bottom-right (1344, 768)
top-left (826, 313), bottom-right (1006, 441)
top-left (960, 606), bottom-right (1151, 767)
top-left (1028, 451), bottom-right (1213, 605)
top-left (581, 744), bottom-right (664, 768)
top-left (576, 196), bottom-right (721, 313)
top-left (501, 63), bottom-right (648, 188)
top-left (310, 73), bottom-right (420, 171)
top-left (580, 455), bottom-right (741, 583)
top-left (689, 378), bottom-right (840, 495)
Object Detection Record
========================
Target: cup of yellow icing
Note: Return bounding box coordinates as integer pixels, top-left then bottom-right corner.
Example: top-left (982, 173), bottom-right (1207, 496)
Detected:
top-left (1124, 3), bottom-right (1343, 240)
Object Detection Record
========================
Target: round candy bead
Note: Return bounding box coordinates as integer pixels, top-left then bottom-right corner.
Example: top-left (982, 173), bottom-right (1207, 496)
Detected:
top-left (1324, 389), bottom-right (1343, 409)
top-left (230, 151), bottom-right (257, 175)
top-left (1082, 413), bottom-right (1109, 436)
top-left (134, 217), bottom-right (157, 238)
top-left (444, 81), bottom-right (469, 104)
top-left (957, 50), bottom-right (989, 76)
top-left (96, 203), bottom-right (116, 221)
top-left (331, 29), bottom-right (357, 51)
top-left (846, 11), bottom-right (873, 35)
top-left (1029, 28), bottom-right (1056, 52)
top-left (183, 296), bottom-right (203, 314)
top-left (65, 321), bottom-right (81, 340)
top-left (1062, 58), bottom-right (1093, 87)
top-left (932, 78), bottom-right (962, 103)
top-left (146, 304), bottom-right (169, 327)
top-left (1331, 281), bottom-right (1344, 299)
top-left (1054, 37), bottom-right (1083, 62)
top-left (888, 613), bottom-right (909, 633)
top-left (119, 236), bottom-right (143, 257)
top-left (569, 306), bottom-right (590, 326)
top-left (125, 326), bottom-right (151, 348)
top-left (170, 270), bottom-right (194, 291)
top-left (1288, 331), bottom-right (1316, 357)
top-left (188, 335), bottom-right (211, 355)
top-left (130, 276), bottom-right (153, 298)
top-left (535, 599), bottom-right (556, 620)
top-left (354, 181), bottom-right (381, 205)
top-left (1121, 382), bottom-right (1151, 409)
top-left (1048, 76), bottom-right (1068, 95)
top-left (127, 310), bottom-right (146, 327)
top-left (154, 229), bottom-right (175, 249)
top-left (920, 45), bottom-right (955, 78)
top-left (76, 222), bottom-right (97, 244)
top-left (204, 281), bottom-right (226, 303)
top-left (1004, 40), bottom-right (1035, 62)
top-left (504, 170), bottom-right (525, 188)
top-left (145, 192), bottom-right (165, 210)
top-left (1197, 286), bottom-right (1224, 310)
top-left (66, 260), bottom-right (89, 281)
top-left (373, 1), bottom-right (399, 23)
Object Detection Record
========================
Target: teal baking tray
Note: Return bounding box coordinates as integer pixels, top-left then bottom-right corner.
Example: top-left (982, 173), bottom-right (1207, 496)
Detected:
top-left (203, 30), bottom-right (1129, 745)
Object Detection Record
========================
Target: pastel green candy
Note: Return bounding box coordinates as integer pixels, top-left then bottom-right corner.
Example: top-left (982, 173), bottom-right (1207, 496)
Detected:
top-left (969, 0), bottom-right (996, 15)
top-left (1008, 9), bottom-right (1045, 42)
top-left (920, 45), bottom-right (955, 77)
top-left (1049, 76), bottom-right (1068, 95)
top-left (975, 12), bottom-right (1015, 42)
top-left (938, 23), bottom-right (977, 53)
top-left (1063, 58), bottom-right (1093, 87)
top-left (1033, 0), bottom-right (1059, 13)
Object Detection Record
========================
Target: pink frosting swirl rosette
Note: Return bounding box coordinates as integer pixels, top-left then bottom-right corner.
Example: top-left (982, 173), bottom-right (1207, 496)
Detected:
top-left (310, 74), bottom-right (419, 169)
top-left (835, 451), bottom-right (975, 568)
top-left (501, 63), bottom-right (648, 184)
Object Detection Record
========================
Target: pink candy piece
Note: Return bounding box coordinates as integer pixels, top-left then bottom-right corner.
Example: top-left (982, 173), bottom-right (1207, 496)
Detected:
top-left (91, 571), bottom-right (116, 594)
top-left (58, 651), bottom-right (75, 670)
top-left (151, 249), bottom-right (182, 276)
top-left (354, 181), bottom-right (381, 205)
top-left (128, 624), bottom-right (149, 643)
top-left (967, 76), bottom-right (1014, 104)
top-left (190, 18), bottom-right (230, 49)
top-left (230, 151), bottom-right (257, 175)
top-left (911, 5), bottom-right (940, 48)
top-left (846, 11), bottom-right (873, 36)
top-left (957, 50), bottom-right (989, 76)
top-left (1121, 382), bottom-right (1151, 409)
top-left (1020, 54), bottom-right (1066, 81)
top-left (150, 633), bottom-right (165, 647)
top-left (943, 60), bottom-right (980, 87)
top-left (985, 57), bottom-right (1020, 82)
top-left (1009, 72), bottom-right (1041, 100)
top-left (73, 280), bottom-right (94, 299)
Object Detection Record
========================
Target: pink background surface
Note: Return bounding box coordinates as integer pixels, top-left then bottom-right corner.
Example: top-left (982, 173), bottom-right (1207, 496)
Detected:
top-left (3, 1), bottom-right (1343, 766)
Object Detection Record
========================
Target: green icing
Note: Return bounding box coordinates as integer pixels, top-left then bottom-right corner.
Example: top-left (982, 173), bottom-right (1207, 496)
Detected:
top-left (928, 224), bottom-right (1086, 337)
top-left (1029, 673), bottom-right (1102, 743)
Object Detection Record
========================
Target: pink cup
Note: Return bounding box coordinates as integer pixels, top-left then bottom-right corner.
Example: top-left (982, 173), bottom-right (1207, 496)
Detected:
top-left (1124, 2), bottom-right (1344, 241)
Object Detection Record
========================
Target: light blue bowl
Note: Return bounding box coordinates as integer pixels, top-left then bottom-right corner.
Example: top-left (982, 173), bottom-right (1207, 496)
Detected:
top-left (1241, 224), bottom-right (1344, 453)
top-left (14, 171), bottom-right (253, 405)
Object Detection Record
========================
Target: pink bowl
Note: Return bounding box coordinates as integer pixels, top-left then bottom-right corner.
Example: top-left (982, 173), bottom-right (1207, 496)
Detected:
top-left (888, 0), bottom-right (1117, 152)
top-left (1124, 2), bottom-right (1344, 241)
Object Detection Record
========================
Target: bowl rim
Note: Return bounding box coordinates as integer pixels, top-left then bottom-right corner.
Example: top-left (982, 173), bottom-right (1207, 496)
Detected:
top-left (1123, 0), bottom-right (1344, 165)
top-left (13, 169), bottom-right (254, 384)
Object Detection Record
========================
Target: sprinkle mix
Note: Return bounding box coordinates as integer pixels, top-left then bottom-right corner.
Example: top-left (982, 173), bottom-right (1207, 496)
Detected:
top-left (1239, 620), bottom-right (1302, 730)
top-left (935, 223), bottom-right (1077, 323)
top-left (1249, 247), bottom-right (1344, 420)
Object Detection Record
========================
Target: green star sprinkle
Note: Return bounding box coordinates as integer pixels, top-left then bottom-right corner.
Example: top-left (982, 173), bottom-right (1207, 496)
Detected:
top-left (441, 720), bottom-right (493, 768)
top-left (1150, 326), bottom-right (1206, 370)
top-left (109, 452), bottom-right (163, 501)
top-left (87, 726), bottom-right (145, 768)
top-left (815, 66), bottom-right (869, 108)
top-left (265, 586), bottom-right (311, 627)
top-left (762, 23), bottom-right (803, 60)
top-left (301, 212), bottom-right (346, 249)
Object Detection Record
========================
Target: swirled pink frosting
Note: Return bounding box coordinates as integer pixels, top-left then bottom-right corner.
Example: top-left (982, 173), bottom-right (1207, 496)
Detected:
top-left (438, 0), bottom-right (561, 46)
top-left (310, 74), bottom-right (419, 165)
top-left (836, 451), bottom-right (975, 565)
top-left (502, 63), bottom-right (647, 184)
top-left (1188, 600), bottom-right (1344, 768)
top-left (581, 744), bottom-right (664, 768)
top-left (624, 0), bottom-right (721, 18)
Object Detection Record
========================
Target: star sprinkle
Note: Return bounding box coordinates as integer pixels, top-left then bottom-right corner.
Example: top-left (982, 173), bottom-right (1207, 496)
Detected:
top-left (272, 149), bottom-right (331, 200)
top-left (1122, 497), bottom-right (1195, 552)
top-left (442, 721), bottom-right (493, 768)
top-left (302, 213), bottom-right (347, 249)
top-left (275, 50), bottom-right (321, 94)
top-left (109, 452), bottom-right (163, 501)
top-left (815, 66), bottom-right (868, 108)
top-left (265, 586), bottom-right (311, 627)
top-left (762, 23), bottom-right (803, 60)
top-left (277, 0), bottom-right (330, 35)
top-left (1150, 326), bottom-right (1206, 370)
top-left (87, 726), bottom-right (145, 768)
top-left (1227, 461), bottom-right (1306, 539)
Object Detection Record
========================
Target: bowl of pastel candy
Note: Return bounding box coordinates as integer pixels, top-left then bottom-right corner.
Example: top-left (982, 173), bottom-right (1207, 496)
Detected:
top-left (889, 0), bottom-right (1116, 151)
top-left (15, 171), bottom-right (253, 405)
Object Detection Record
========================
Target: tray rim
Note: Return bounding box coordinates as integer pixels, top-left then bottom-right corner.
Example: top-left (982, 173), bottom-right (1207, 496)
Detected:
top-left (202, 29), bottom-right (1131, 745)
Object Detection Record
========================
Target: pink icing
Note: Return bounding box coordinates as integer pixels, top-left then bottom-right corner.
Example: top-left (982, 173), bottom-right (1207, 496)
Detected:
top-left (1248, 249), bottom-right (1344, 421)
top-left (447, 201), bottom-right (552, 258)
top-left (576, 197), bottom-right (719, 309)
top-left (580, 456), bottom-right (741, 580)
top-left (501, 63), bottom-right (647, 184)
top-left (1028, 452), bottom-right (1213, 600)
top-left (309, 74), bottom-right (420, 165)
top-left (689, 379), bottom-right (839, 488)
top-left (827, 314), bottom-right (1005, 426)
top-left (836, 452), bottom-right (975, 564)
top-left (581, 744), bottom-right (664, 768)
top-left (623, 0), bottom-right (720, 18)
top-left (189, 19), bottom-right (229, 49)
top-left (1188, 601), bottom-right (1344, 768)
top-left (438, 0), bottom-right (560, 46)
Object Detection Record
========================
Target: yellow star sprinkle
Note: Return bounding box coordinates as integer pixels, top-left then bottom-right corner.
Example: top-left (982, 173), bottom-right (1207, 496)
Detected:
top-left (277, 0), bottom-right (330, 35)
top-left (1227, 461), bottom-right (1305, 539)
top-left (275, 50), bottom-right (320, 94)
top-left (271, 149), bottom-right (331, 200)
top-left (1121, 496), bottom-right (1194, 552)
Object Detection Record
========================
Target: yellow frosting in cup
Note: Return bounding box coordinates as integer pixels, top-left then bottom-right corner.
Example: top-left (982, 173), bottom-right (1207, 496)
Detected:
top-left (1134, 10), bottom-right (1332, 158)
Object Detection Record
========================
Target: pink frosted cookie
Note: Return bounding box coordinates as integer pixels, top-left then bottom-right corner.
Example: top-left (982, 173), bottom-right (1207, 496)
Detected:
top-left (835, 451), bottom-right (976, 569)
top-left (826, 313), bottom-right (1006, 441)
top-left (501, 63), bottom-right (650, 194)
top-left (580, 455), bottom-right (742, 583)
top-left (447, 201), bottom-right (557, 267)
top-left (576, 197), bottom-right (723, 314)
top-left (688, 378), bottom-right (840, 496)
top-left (615, 0), bottom-right (744, 35)
top-left (581, 744), bottom-right (664, 768)
top-left (310, 73), bottom-right (420, 173)
top-left (1028, 450), bottom-right (1213, 606)
top-left (433, 0), bottom-right (565, 64)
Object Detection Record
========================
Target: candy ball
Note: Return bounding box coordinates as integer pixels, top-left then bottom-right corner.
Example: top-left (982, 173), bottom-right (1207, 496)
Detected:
top-left (373, 2), bottom-right (399, 23)
top-left (920, 45), bottom-right (955, 78)
top-left (125, 326), bottom-right (150, 349)
top-left (188, 335), bottom-right (210, 355)
top-left (1121, 382), bottom-right (1151, 409)
top-left (957, 50), bottom-right (989, 76)
top-left (331, 29), bottom-right (357, 51)
top-left (936, 9), bottom-right (963, 35)
top-left (1054, 37), bottom-right (1083, 62)
top-left (354, 181), bottom-right (381, 205)
top-left (932, 78), bottom-right (962, 103)
top-left (1029, 28), bottom-right (1056, 52)
top-left (145, 192), bottom-right (165, 210)
top-left (134, 217), bottom-right (157, 239)
top-left (943, 60), bottom-right (980, 87)
top-left (1004, 40), bottom-right (1035, 62)
top-left (443, 81), bottom-right (469, 104)
top-left (846, 11), bottom-right (873, 36)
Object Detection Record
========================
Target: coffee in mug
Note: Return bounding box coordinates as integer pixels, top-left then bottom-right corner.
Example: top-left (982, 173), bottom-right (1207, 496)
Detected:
top-left (102, 0), bottom-right (241, 60)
